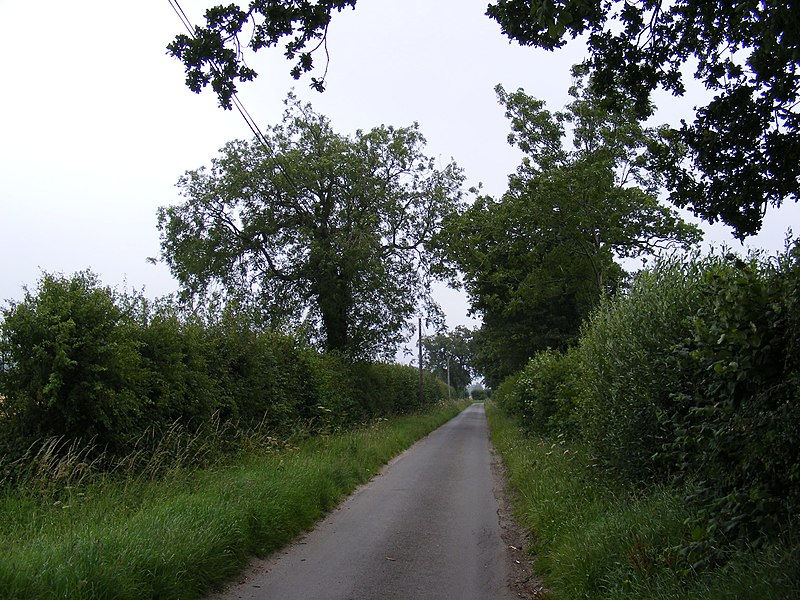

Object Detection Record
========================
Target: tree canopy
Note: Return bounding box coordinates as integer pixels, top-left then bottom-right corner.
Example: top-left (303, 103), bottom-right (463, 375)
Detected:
top-left (487, 0), bottom-right (800, 238)
top-left (168, 0), bottom-right (357, 109)
top-left (169, 1), bottom-right (798, 236)
top-left (158, 95), bottom-right (464, 359)
top-left (436, 78), bottom-right (701, 385)
top-left (498, 76), bottom-right (701, 284)
top-left (422, 326), bottom-right (476, 396)
top-left (445, 192), bottom-right (614, 387)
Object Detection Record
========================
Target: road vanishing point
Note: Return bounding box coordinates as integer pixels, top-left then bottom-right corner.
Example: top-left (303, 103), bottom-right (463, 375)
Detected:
top-left (209, 403), bottom-right (519, 600)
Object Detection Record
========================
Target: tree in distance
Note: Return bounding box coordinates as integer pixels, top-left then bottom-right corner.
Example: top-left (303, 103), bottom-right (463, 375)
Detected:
top-left (497, 74), bottom-right (702, 291)
top-left (435, 75), bottom-right (702, 385)
top-left (422, 326), bottom-right (476, 397)
top-left (158, 94), bottom-right (464, 360)
top-left (487, 0), bottom-right (800, 238)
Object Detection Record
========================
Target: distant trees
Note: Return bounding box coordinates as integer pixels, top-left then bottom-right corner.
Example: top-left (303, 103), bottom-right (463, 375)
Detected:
top-left (422, 326), bottom-right (476, 397)
top-left (497, 77), bottom-right (701, 286)
top-left (158, 95), bottom-right (464, 359)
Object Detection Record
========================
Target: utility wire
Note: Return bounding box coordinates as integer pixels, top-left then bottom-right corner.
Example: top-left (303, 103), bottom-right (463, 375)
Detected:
top-left (168, 0), bottom-right (194, 34)
top-left (166, 0), bottom-right (307, 198)
top-left (166, 0), bottom-right (271, 152)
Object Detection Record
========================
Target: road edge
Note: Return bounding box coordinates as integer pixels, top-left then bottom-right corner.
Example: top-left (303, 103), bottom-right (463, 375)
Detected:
top-left (488, 419), bottom-right (548, 599)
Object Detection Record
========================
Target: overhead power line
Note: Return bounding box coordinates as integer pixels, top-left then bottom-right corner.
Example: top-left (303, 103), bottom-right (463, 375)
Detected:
top-left (167, 0), bottom-right (194, 34)
top-left (166, 0), bottom-right (271, 151)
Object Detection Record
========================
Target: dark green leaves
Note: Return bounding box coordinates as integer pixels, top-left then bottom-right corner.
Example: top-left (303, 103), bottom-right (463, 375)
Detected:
top-left (158, 95), bottom-right (464, 359)
top-left (437, 76), bottom-right (699, 385)
top-left (168, 1), bottom-right (357, 108)
top-left (0, 272), bottom-right (143, 451)
top-left (487, 0), bottom-right (800, 237)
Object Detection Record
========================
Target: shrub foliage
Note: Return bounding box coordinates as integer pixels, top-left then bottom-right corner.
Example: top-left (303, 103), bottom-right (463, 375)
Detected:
top-left (496, 241), bottom-right (800, 568)
top-left (0, 272), bottom-right (445, 468)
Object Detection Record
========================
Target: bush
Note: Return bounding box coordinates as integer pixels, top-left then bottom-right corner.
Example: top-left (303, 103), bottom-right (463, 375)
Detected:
top-left (204, 313), bottom-right (313, 433)
top-left (309, 351), bottom-right (362, 429)
top-left (576, 253), bottom-right (710, 485)
top-left (350, 362), bottom-right (445, 417)
top-left (488, 405), bottom-right (800, 599)
top-left (0, 272), bottom-right (143, 452)
top-left (135, 305), bottom-right (223, 430)
top-left (574, 243), bottom-right (800, 564)
top-left (663, 246), bottom-right (800, 563)
top-left (470, 386), bottom-right (490, 401)
top-left (494, 371), bottom-right (522, 416)
top-left (502, 241), bottom-right (800, 568)
top-left (515, 348), bottom-right (583, 436)
top-left (0, 270), bottom-right (450, 469)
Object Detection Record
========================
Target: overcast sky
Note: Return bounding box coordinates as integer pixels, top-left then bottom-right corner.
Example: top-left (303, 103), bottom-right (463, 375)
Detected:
top-left (1, 0), bottom-right (797, 334)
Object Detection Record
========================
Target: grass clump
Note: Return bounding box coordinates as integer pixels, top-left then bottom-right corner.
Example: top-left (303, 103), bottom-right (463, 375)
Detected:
top-left (0, 400), bottom-right (469, 600)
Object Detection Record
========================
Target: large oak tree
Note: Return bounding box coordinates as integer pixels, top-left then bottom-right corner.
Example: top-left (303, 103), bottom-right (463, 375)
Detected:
top-left (158, 95), bottom-right (464, 359)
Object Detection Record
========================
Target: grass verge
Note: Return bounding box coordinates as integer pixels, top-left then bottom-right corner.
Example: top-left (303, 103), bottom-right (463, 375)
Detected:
top-left (486, 404), bottom-right (799, 599)
top-left (0, 400), bottom-right (470, 600)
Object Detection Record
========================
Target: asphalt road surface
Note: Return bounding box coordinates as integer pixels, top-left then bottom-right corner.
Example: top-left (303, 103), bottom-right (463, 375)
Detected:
top-left (210, 403), bottom-right (516, 600)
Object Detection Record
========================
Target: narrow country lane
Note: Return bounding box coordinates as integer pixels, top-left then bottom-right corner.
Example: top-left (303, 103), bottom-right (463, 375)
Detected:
top-left (209, 403), bottom-right (517, 600)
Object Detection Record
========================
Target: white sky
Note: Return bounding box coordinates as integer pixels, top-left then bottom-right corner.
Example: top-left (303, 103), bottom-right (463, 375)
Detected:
top-left (1, 0), bottom-right (797, 334)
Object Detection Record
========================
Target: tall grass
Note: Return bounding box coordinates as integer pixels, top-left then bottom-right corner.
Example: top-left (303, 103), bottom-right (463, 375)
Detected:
top-left (0, 400), bottom-right (469, 600)
top-left (487, 405), bottom-right (799, 599)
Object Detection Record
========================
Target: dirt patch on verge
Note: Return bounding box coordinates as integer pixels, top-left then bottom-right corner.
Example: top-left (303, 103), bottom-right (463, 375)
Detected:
top-left (489, 441), bottom-right (549, 599)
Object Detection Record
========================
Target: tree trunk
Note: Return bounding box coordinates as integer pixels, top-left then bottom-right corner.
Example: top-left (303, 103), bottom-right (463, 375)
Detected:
top-left (318, 282), bottom-right (350, 353)
top-left (310, 241), bottom-right (353, 354)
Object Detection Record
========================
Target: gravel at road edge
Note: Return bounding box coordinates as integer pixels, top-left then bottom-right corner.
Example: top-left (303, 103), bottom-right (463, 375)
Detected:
top-left (489, 438), bottom-right (548, 599)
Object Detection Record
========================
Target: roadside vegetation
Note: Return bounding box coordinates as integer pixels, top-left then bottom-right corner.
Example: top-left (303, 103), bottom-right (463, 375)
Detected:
top-left (0, 271), bottom-right (450, 468)
top-left (4, 2), bottom-right (798, 595)
top-left (490, 243), bottom-right (800, 598)
top-left (0, 90), bottom-right (475, 598)
top-left (488, 407), bottom-right (798, 599)
top-left (0, 269), bottom-right (468, 598)
top-left (0, 400), bottom-right (467, 599)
